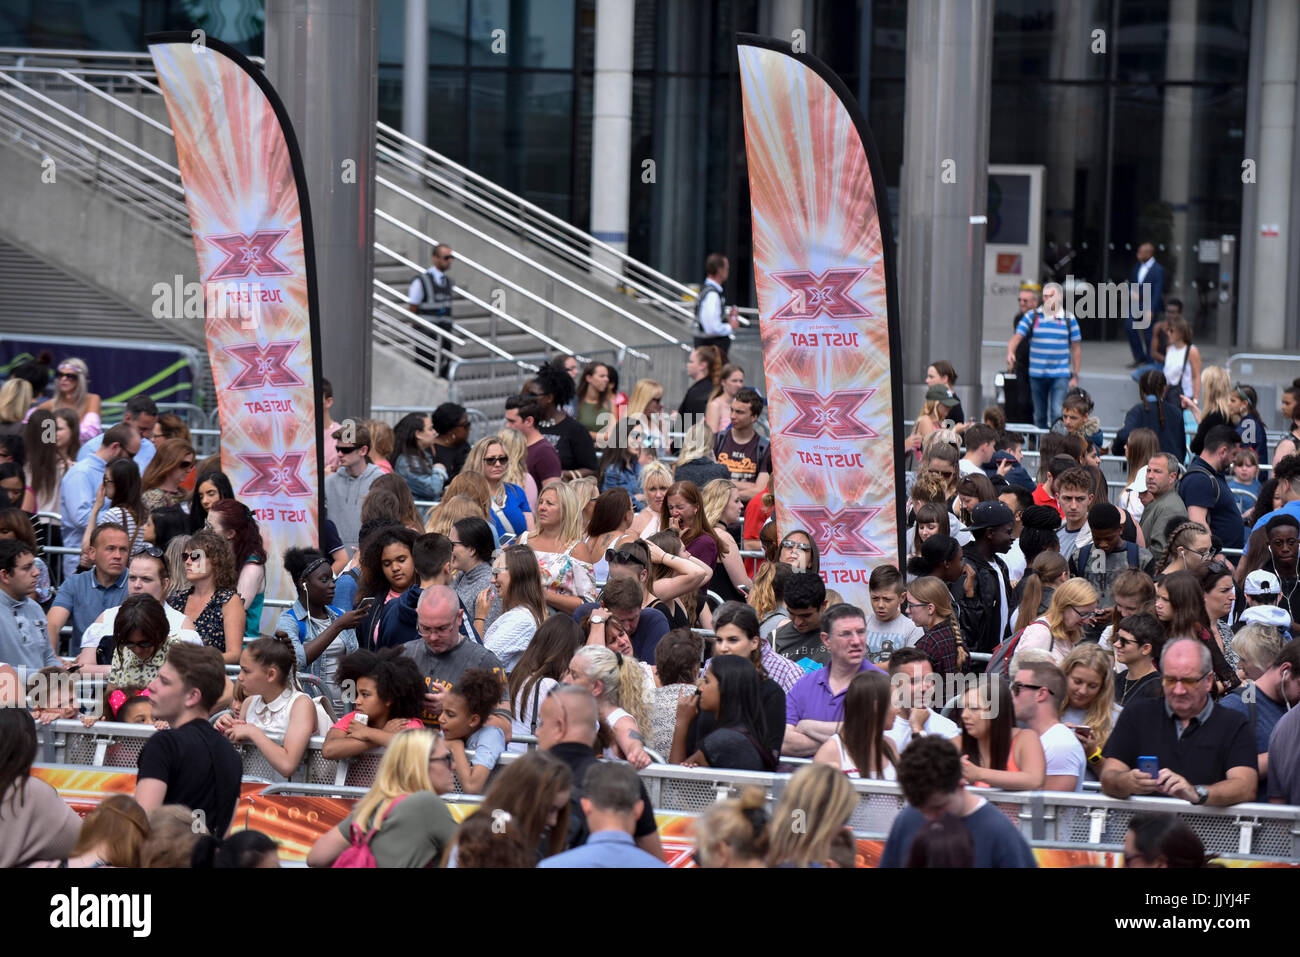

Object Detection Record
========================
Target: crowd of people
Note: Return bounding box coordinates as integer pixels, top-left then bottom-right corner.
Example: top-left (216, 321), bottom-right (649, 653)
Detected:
top-left (2, 337), bottom-right (1297, 870)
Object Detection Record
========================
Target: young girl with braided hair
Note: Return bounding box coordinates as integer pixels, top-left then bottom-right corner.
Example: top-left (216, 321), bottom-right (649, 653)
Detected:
top-left (218, 633), bottom-right (321, 779)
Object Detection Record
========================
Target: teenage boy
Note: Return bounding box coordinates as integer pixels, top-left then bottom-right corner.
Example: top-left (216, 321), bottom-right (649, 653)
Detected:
top-left (1071, 503), bottom-right (1154, 639)
top-left (1112, 613), bottom-right (1163, 707)
top-left (959, 424), bottom-right (997, 478)
top-left (864, 565), bottom-right (922, 662)
top-left (1263, 516), bottom-right (1300, 618)
top-left (1055, 390), bottom-right (1104, 453)
top-left (1053, 467), bottom-right (1095, 562)
top-left (986, 432), bottom-right (1035, 492)
top-left (714, 387), bottom-right (772, 505)
top-left (772, 572), bottom-right (829, 670)
top-left (1032, 454), bottom-right (1078, 516)
top-left (504, 395), bottom-right (562, 489)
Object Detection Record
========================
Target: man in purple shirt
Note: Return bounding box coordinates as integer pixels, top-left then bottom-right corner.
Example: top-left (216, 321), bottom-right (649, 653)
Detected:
top-left (781, 603), bottom-right (885, 756)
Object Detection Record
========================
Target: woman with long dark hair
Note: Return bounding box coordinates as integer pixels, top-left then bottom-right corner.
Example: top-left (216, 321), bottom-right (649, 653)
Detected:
top-left (141, 438), bottom-right (196, 511)
top-left (957, 676), bottom-right (1046, 790)
top-left (506, 616), bottom-right (582, 749)
top-left (480, 545), bottom-right (546, 674)
top-left (575, 361), bottom-right (616, 442)
top-left (392, 411), bottom-right (446, 502)
top-left (22, 410), bottom-right (72, 533)
top-left (356, 525), bottom-right (419, 649)
top-left (0, 710), bottom-right (82, 866)
top-left (670, 653), bottom-right (776, 771)
top-left (188, 470), bottom-right (234, 533)
top-left (815, 670), bottom-right (899, 780)
top-left (79, 458), bottom-right (148, 564)
top-left (1154, 570), bottom-right (1239, 696)
top-left (703, 602), bottom-right (786, 754)
top-left (207, 499), bottom-right (267, 641)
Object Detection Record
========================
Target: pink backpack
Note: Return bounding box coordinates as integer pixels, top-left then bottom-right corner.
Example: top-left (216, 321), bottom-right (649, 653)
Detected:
top-left (332, 794), bottom-right (408, 868)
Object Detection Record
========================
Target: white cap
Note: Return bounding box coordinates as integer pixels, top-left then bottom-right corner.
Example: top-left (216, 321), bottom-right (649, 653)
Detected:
top-left (1244, 569), bottom-right (1281, 596)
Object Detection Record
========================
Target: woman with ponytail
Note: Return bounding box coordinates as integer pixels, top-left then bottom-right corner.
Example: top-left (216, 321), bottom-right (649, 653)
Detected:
top-left (1012, 551), bottom-right (1069, 633)
top-left (903, 576), bottom-right (968, 677)
top-left (564, 645), bottom-right (654, 769)
top-left (693, 785), bottom-right (770, 867)
top-left (1017, 505), bottom-right (1063, 568)
top-left (217, 633), bottom-right (322, 780)
top-left (1113, 369), bottom-right (1185, 459)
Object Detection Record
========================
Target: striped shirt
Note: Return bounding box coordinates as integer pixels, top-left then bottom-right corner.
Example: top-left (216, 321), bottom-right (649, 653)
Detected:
top-left (1016, 309), bottom-right (1081, 378)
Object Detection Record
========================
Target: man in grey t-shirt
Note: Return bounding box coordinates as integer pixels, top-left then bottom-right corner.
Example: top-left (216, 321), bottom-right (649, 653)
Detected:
top-left (400, 586), bottom-right (508, 733)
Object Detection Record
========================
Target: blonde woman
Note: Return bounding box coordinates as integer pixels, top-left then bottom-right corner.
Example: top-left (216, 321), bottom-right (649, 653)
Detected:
top-left (1059, 643), bottom-right (1119, 777)
top-left (766, 763), bottom-right (857, 868)
top-left (904, 386), bottom-right (958, 462)
top-left (424, 495), bottom-right (484, 538)
top-left (1186, 365), bottom-right (1233, 457)
top-left (306, 729), bottom-right (458, 868)
top-left (0, 378), bottom-right (32, 431)
top-left (621, 379), bottom-right (668, 464)
top-left (366, 420), bottom-right (395, 474)
top-left (564, 645), bottom-right (653, 769)
top-left (673, 419), bottom-right (729, 489)
top-left (38, 357), bottom-right (103, 441)
top-left (631, 459), bottom-right (673, 538)
top-left (518, 479), bottom-right (595, 614)
top-left (494, 427), bottom-right (538, 509)
top-left (466, 435), bottom-right (534, 540)
top-left (1013, 578), bottom-right (1099, 665)
top-left (702, 478), bottom-right (751, 605)
top-left (706, 364), bottom-right (745, 434)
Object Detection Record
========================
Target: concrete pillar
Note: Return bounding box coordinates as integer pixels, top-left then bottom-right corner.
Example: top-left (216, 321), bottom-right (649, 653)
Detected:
top-left (589, 0), bottom-right (634, 284)
top-left (1159, 0), bottom-right (1198, 302)
top-left (900, 0), bottom-right (994, 415)
top-left (265, 0), bottom-right (378, 420)
top-left (1244, 0), bottom-right (1298, 350)
top-left (402, 0), bottom-right (427, 145)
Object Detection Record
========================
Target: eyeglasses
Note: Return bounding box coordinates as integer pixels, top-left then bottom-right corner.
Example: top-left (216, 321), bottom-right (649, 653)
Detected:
top-left (900, 600), bottom-right (928, 613)
top-left (780, 541), bottom-right (812, 553)
top-left (123, 639), bottom-right (157, 651)
top-left (483, 455), bottom-right (509, 466)
top-left (335, 446), bottom-right (358, 455)
top-left (1161, 671), bottom-right (1210, 689)
top-left (179, 461), bottom-right (194, 470)
top-left (1010, 681), bottom-right (1053, 696)
top-left (429, 752), bottom-right (453, 768)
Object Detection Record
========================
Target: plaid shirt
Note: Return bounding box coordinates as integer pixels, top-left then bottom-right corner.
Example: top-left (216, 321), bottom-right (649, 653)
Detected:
top-left (760, 640), bottom-right (804, 693)
top-left (915, 623), bottom-right (961, 678)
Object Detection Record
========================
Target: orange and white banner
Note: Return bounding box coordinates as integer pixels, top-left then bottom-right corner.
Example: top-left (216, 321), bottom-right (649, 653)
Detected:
top-left (738, 37), bottom-right (906, 605)
top-left (148, 33), bottom-right (324, 625)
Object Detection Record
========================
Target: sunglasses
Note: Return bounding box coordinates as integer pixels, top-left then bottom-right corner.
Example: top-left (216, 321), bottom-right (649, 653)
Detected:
top-left (606, 549), bottom-right (647, 568)
top-left (1111, 635), bottom-right (1141, 648)
top-left (179, 461), bottom-right (194, 470)
top-left (123, 639), bottom-right (158, 651)
top-left (57, 370), bottom-right (79, 379)
top-left (780, 541), bottom-right (812, 552)
top-left (483, 455), bottom-right (509, 466)
top-left (184, 551), bottom-right (205, 563)
top-left (138, 544), bottom-right (164, 558)
top-left (335, 446), bottom-right (358, 455)
top-left (429, 752), bottom-right (453, 768)
top-left (1010, 681), bottom-right (1053, 696)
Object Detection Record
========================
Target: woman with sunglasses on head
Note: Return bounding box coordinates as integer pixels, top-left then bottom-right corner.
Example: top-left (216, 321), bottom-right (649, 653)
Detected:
top-left (465, 435), bottom-right (533, 540)
top-left (188, 471), bottom-right (234, 534)
top-left (276, 547), bottom-right (367, 716)
top-left (621, 379), bottom-right (668, 466)
top-left (141, 439), bottom-right (196, 512)
top-left (958, 676), bottom-right (1046, 790)
top-left (104, 594), bottom-right (188, 693)
top-left (166, 528), bottom-right (245, 664)
top-left (37, 357), bottom-right (102, 441)
top-left (1154, 570), bottom-right (1239, 697)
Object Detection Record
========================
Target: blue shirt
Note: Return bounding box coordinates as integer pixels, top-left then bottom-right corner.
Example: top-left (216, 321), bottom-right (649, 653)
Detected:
top-left (880, 800), bottom-right (1037, 868)
top-left (52, 568), bottom-right (128, 656)
top-left (78, 433), bottom-right (156, 472)
top-left (1016, 310), bottom-right (1081, 378)
top-left (573, 601), bottom-right (670, 663)
top-left (487, 483), bottom-right (531, 540)
top-left (537, 830), bottom-right (666, 869)
top-left (0, 589), bottom-right (59, 675)
top-left (1250, 500), bottom-right (1300, 536)
top-left (58, 454), bottom-right (108, 579)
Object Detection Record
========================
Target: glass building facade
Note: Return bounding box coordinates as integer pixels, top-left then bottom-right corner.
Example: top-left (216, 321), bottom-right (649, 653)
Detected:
top-left (0, 0), bottom-right (1255, 339)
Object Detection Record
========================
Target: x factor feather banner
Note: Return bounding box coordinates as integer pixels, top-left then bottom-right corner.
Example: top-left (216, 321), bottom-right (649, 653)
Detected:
top-left (148, 33), bottom-right (324, 632)
top-left (738, 37), bottom-right (906, 605)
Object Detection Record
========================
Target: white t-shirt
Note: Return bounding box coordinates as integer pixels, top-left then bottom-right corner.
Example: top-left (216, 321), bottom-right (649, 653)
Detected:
top-left (1003, 540), bottom-right (1027, 586)
top-left (1039, 722), bottom-right (1086, 792)
top-left (884, 711), bottom-right (961, 755)
top-left (81, 603), bottom-right (199, 650)
top-left (959, 458), bottom-right (983, 477)
top-left (865, 613), bottom-right (923, 661)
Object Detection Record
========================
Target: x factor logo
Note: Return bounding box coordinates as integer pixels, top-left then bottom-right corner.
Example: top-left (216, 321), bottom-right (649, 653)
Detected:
top-left (238, 452), bottom-right (311, 497)
top-left (789, 506), bottom-right (885, 557)
top-left (206, 230), bottom-right (292, 281)
top-left (224, 341), bottom-right (305, 391)
top-left (770, 267), bottom-right (872, 320)
top-left (781, 389), bottom-right (877, 440)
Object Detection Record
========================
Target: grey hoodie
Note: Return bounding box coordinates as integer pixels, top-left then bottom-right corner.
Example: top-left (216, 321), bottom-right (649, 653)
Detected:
top-left (325, 463), bottom-right (384, 548)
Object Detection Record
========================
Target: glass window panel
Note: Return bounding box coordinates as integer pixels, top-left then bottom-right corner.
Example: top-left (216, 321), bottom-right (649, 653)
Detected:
top-left (993, 0), bottom-right (1110, 83)
top-left (471, 0), bottom-right (574, 68)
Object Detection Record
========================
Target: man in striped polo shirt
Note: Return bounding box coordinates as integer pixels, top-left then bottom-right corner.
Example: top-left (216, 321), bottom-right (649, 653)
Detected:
top-left (1004, 281), bottom-right (1082, 430)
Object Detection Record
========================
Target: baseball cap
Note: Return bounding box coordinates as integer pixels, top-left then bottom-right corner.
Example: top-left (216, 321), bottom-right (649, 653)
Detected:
top-left (925, 384), bottom-right (955, 405)
top-left (1244, 569), bottom-right (1281, 596)
top-left (966, 501), bottom-right (1015, 531)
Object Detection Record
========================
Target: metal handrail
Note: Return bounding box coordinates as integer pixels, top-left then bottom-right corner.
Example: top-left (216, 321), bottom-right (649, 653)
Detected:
top-left (379, 172), bottom-right (683, 346)
top-left (376, 122), bottom-right (698, 314)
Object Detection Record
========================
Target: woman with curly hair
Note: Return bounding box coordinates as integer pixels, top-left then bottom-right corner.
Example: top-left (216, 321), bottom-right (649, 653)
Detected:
top-left (166, 527), bottom-right (244, 663)
top-left (356, 525), bottom-right (419, 649)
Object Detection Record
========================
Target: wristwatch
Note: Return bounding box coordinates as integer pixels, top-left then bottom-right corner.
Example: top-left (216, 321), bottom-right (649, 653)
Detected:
top-left (590, 615), bottom-right (607, 625)
top-left (1193, 785), bottom-right (1209, 805)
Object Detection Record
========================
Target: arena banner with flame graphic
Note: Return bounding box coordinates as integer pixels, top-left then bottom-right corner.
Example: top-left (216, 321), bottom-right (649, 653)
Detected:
top-left (737, 37), bottom-right (905, 607)
top-left (147, 33), bottom-right (324, 629)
